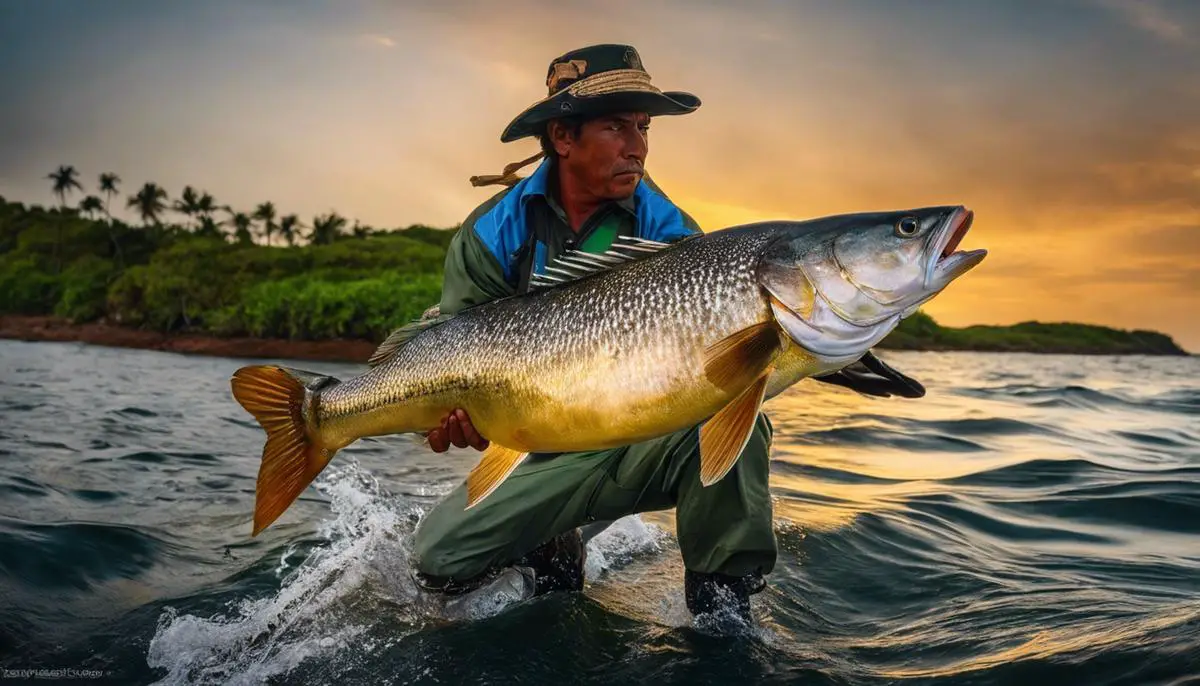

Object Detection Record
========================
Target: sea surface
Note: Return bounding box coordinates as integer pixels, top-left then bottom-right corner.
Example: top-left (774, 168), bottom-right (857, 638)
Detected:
top-left (0, 339), bottom-right (1197, 685)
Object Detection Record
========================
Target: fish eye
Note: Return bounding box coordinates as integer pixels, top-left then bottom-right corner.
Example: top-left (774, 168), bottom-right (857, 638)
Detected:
top-left (895, 216), bottom-right (920, 237)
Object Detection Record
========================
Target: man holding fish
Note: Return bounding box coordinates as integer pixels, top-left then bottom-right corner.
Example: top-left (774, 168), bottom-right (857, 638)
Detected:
top-left (231, 43), bottom-right (984, 625)
top-left (407, 44), bottom-right (932, 619)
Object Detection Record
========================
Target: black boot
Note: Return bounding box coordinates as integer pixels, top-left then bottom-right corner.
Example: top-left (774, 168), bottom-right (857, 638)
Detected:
top-left (514, 527), bottom-right (587, 596)
top-left (684, 569), bottom-right (766, 622)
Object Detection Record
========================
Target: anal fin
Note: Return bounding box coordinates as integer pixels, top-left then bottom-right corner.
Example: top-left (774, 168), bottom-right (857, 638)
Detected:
top-left (699, 372), bottom-right (769, 486)
top-left (465, 443), bottom-right (529, 509)
top-left (703, 321), bottom-right (782, 390)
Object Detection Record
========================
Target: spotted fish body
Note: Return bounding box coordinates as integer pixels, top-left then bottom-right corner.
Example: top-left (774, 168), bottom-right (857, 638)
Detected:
top-left (318, 225), bottom-right (798, 454)
top-left (231, 206), bottom-right (986, 534)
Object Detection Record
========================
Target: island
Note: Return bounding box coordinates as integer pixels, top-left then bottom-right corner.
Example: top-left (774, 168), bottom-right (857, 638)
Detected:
top-left (1, 173), bottom-right (1190, 362)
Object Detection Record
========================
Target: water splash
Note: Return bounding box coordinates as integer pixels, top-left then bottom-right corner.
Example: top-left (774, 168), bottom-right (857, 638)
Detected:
top-left (145, 464), bottom-right (677, 684)
top-left (146, 463), bottom-right (415, 685)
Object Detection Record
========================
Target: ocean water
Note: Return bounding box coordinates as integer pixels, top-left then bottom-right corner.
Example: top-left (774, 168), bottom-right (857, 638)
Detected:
top-left (0, 339), bottom-right (1197, 685)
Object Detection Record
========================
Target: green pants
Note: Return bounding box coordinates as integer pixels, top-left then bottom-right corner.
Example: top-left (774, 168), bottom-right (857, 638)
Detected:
top-left (412, 413), bottom-right (776, 583)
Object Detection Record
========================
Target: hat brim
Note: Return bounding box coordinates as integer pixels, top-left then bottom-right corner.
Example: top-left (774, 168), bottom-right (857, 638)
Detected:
top-left (500, 90), bottom-right (700, 143)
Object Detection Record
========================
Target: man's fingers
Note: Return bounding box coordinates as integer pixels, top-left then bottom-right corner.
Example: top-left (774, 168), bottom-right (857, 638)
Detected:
top-left (457, 409), bottom-right (488, 451)
top-left (447, 413), bottom-right (468, 448)
top-left (427, 427), bottom-right (449, 453)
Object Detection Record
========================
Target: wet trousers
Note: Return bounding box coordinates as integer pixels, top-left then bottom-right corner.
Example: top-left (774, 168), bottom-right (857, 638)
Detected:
top-left (411, 414), bottom-right (777, 584)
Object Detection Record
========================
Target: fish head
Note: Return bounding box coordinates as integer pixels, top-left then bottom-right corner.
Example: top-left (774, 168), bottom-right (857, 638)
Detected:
top-left (757, 205), bottom-right (986, 366)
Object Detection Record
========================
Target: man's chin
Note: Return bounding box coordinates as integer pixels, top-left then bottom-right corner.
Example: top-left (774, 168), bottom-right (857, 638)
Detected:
top-left (609, 173), bottom-right (642, 196)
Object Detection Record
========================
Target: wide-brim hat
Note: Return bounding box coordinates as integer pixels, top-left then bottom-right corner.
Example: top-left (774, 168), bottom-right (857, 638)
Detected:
top-left (499, 43), bottom-right (701, 143)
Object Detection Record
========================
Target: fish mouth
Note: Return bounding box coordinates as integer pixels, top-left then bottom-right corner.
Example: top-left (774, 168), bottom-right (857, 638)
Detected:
top-left (927, 206), bottom-right (987, 286)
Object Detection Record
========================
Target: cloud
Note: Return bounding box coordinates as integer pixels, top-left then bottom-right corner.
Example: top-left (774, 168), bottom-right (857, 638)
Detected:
top-left (1096, 0), bottom-right (1187, 43)
top-left (361, 33), bottom-right (396, 48)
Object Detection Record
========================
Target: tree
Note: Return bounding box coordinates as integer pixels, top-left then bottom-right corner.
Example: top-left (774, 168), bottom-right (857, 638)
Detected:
top-left (196, 192), bottom-right (217, 224)
top-left (126, 182), bottom-right (169, 227)
top-left (97, 175), bottom-right (126, 266)
top-left (229, 210), bottom-right (254, 245)
top-left (196, 215), bottom-right (226, 240)
top-left (78, 195), bottom-right (105, 219)
top-left (253, 201), bottom-right (277, 246)
top-left (46, 165), bottom-right (84, 271)
top-left (278, 213), bottom-right (302, 246)
top-left (194, 192), bottom-right (222, 240)
top-left (309, 212), bottom-right (347, 245)
top-left (47, 165), bottom-right (83, 208)
top-left (98, 172), bottom-right (121, 218)
top-left (173, 186), bottom-right (203, 230)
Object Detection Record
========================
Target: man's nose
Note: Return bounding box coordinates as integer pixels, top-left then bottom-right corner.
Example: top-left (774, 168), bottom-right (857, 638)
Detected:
top-left (625, 128), bottom-right (648, 160)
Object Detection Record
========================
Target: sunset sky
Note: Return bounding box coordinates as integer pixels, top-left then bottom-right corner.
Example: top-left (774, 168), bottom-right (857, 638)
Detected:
top-left (2, 1), bottom-right (1197, 350)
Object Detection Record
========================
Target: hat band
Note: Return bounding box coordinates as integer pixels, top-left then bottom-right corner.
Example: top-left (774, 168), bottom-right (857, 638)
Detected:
top-left (565, 69), bottom-right (662, 97)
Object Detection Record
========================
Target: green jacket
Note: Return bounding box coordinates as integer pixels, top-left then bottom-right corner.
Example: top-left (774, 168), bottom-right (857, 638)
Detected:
top-left (438, 157), bottom-right (702, 316)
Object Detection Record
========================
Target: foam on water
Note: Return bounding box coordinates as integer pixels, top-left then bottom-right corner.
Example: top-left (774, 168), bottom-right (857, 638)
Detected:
top-left (146, 464), bottom-right (411, 684)
top-left (145, 462), bottom-right (674, 685)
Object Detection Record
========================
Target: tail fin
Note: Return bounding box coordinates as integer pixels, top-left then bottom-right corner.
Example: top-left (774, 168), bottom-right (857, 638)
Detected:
top-left (230, 365), bottom-right (338, 536)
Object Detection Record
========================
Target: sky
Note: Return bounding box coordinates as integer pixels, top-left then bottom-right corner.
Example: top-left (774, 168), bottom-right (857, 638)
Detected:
top-left (1, 0), bottom-right (1197, 351)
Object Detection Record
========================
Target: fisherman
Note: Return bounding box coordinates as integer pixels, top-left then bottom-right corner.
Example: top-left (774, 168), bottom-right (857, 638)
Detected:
top-left (410, 44), bottom-right (925, 620)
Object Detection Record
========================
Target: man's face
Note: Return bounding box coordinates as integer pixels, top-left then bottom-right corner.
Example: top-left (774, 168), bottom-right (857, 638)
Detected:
top-left (553, 111), bottom-right (650, 200)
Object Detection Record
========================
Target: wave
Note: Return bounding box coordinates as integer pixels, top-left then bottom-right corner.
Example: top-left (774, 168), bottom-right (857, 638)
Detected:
top-left (0, 518), bottom-right (169, 591)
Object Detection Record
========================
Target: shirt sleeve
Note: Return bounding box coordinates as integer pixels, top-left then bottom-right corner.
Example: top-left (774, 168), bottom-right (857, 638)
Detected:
top-left (438, 218), bottom-right (516, 316)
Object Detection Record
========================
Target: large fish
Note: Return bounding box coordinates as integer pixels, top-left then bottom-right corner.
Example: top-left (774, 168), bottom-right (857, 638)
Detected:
top-left (231, 205), bottom-right (985, 535)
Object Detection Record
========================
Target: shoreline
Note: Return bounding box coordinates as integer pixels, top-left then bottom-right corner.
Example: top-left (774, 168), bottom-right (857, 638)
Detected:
top-left (0, 315), bottom-right (377, 364)
top-left (0, 316), bottom-right (1190, 361)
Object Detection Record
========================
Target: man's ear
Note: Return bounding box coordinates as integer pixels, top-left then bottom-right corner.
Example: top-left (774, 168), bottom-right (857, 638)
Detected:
top-left (547, 120), bottom-right (573, 158)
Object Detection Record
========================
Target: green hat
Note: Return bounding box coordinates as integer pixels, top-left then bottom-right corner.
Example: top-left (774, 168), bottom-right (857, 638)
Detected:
top-left (498, 43), bottom-right (701, 143)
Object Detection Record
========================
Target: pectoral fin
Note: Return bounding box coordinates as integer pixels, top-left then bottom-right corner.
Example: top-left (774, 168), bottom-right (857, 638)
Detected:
top-left (699, 372), bottom-right (769, 486)
top-left (465, 443), bottom-right (529, 509)
top-left (703, 321), bottom-right (782, 390)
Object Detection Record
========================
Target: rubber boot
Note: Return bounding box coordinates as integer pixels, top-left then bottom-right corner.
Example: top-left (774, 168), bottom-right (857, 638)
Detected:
top-left (514, 527), bottom-right (587, 595)
top-left (683, 569), bottom-right (766, 621)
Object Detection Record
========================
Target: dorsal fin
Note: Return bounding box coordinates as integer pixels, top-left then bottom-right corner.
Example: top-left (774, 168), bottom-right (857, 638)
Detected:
top-left (367, 307), bottom-right (454, 367)
top-left (527, 235), bottom-right (677, 291)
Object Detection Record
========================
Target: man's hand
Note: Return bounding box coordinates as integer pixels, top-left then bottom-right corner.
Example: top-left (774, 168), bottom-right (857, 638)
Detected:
top-left (426, 408), bottom-right (490, 452)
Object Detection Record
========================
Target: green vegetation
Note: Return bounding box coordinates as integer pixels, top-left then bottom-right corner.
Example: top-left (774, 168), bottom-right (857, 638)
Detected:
top-left (0, 165), bottom-right (1188, 355)
top-left (880, 311), bottom-right (1187, 355)
top-left (1, 167), bottom-right (454, 341)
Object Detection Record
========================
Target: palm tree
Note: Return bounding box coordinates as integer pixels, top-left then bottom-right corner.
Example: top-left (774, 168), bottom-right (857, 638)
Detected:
top-left (309, 212), bottom-right (347, 245)
top-left (253, 201), bottom-right (277, 246)
top-left (46, 165), bottom-right (84, 271)
top-left (196, 192), bottom-right (217, 224)
top-left (78, 195), bottom-right (105, 219)
top-left (173, 186), bottom-right (202, 230)
top-left (98, 172), bottom-right (121, 218)
top-left (96, 176), bottom-right (125, 266)
top-left (47, 165), bottom-right (83, 208)
top-left (278, 213), bottom-right (302, 246)
top-left (126, 182), bottom-right (169, 227)
top-left (229, 211), bottom-right (254, 246)
top-left (196, 214), bottom-right (225, 240)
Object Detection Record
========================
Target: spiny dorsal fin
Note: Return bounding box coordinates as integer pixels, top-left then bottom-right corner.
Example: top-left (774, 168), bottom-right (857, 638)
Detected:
top-left (367, 307), bottom-right (455, 368)
top-left (527, 235), bottom-right (676, 291)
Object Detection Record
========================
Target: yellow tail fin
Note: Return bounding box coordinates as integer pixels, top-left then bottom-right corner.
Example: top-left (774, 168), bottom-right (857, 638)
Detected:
top-left (230, 365), bottom-right (336, 536)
